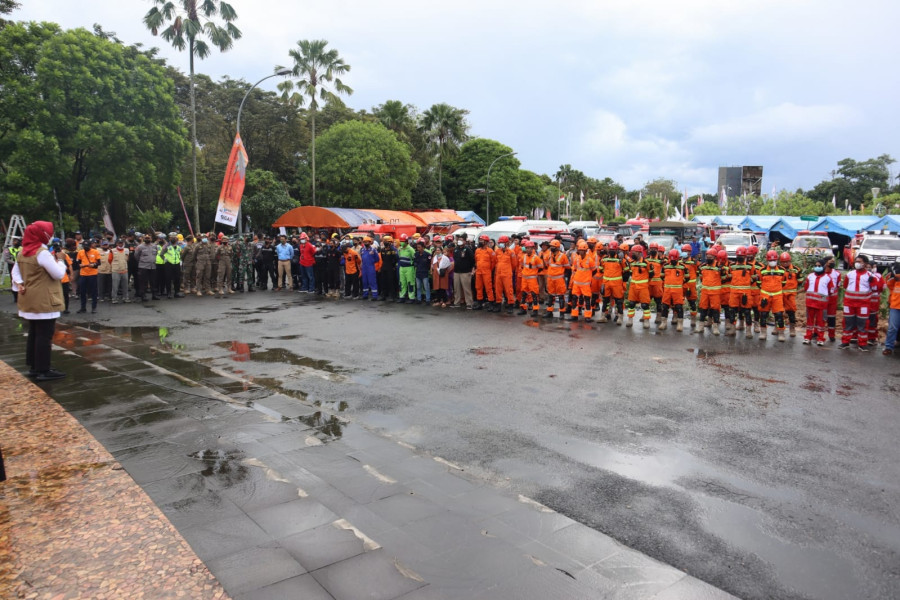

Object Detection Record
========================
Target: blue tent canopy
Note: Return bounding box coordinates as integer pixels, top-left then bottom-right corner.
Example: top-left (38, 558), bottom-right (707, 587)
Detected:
top-left (324, 207), bottom-right (380, 227)
top-left (690, 215), bottom-right (717, 225)
top-left (768, 217), bottom-right (825, 240)
top-left (711, 216), bottom-right (746, 227)
top-left (739, 215), bottom-right (781, 232)
top-left (864, 215), bottom-right (900, 233)
top-left (811, 216), bottom-right (880, 238)
top-left (455, 210), bottom-right (486, 226)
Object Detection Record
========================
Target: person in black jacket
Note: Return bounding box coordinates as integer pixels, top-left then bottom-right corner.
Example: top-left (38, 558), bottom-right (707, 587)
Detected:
top-left (413, 241), bottom-right (432, 304)
top-left (452, 232), bottom-right (475, 308)
top-left (378, 236), bottom-right (400, 301)
top-left (257, 238), bottom-right (277, 290)
top-left (314, 241), bottom-right (328, 295)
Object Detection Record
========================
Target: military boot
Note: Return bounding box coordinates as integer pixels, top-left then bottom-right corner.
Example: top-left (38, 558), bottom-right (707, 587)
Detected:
top-left (712, 321), bottom-right (721, 336)
top-left (725, 322), bottom-right (735, 336)
top-left (789, 324), bottom-right (796, 337)
top-left (642, 318), bottom-right (650, 329)
top-left (676, 318), bottom-right (684, 332)
top-left (777, 329), bottom-right (786, 342)
top-left (690, 313), bottom-right (697, 329)
top-left (759, 327), bottom-right (767, 340)
top-left (626, 316), bottom-right (634, 327)
top-left (658, 318), bottom-right (668, 331)
top-left (745, 325), bottom-right (754, 339)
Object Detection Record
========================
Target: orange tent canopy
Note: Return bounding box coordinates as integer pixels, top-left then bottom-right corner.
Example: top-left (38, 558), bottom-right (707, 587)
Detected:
top-left (366, 210), bottom-right (427, 226)
top-left (404, 211), bottom-right (462, 225)
top-left (272, 206), bottom-right (349, 229)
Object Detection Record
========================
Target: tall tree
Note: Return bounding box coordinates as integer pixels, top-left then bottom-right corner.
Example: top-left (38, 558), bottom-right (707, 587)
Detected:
top-left (373, 100), bottom-right (415, 141)
top-left (143, 0), bottom-right (241, 232)
top-left (0, 0), bottom-right (20, 27)
top-left (419, 103), bottom-right (469, 190)
top-left (444, 139), bottom-right (520, 217)
top-left (278, 39), bottom-right (352, 206)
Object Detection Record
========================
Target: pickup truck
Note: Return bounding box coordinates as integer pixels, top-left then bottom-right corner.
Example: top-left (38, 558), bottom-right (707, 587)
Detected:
top-left (716, 231), bottom-right (760, 259)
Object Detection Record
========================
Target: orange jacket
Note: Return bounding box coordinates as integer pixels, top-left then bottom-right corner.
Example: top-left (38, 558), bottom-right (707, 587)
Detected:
top-left (648, 258), bottom-right (663, 282)
top-left (661, 262), bottom-right (687, 288)
top-left (539, 249), bottom-right (552, 274)
top-left (682, 259), bottom-right (699, 283)
top-left (599, 256), bottom-right (625, 283)
top-left (494, 248), bottom-right (518, 277)
top-left (782, 265), bottom-right (800, 294)
top-left (700, 264), bottom-right (724, 289)
top-left (570, 253), bottom-right (596, 286)
top-left (76, 247), bottom-right (101, 276)
top-left (546, 250), bottom-right (569, 278)
top-left (887, 276), bottom-right (900, 310)
top-left (343, 248), bottom-right (361, 275)
top-left (521, 252), bottom-right (543, 276)
top-left (758, 266), bottom-right (786, 295)
top-left (475, 247), bottom-right (496, 275)
top-left (629, 260), bottom-right (650, 287)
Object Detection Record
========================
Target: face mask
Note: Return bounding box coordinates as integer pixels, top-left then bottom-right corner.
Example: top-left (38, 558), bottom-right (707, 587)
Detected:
top-left (456, 240), bottom-right (464, 246)
top-left (854, 262), bottom-right (863, 270)
top-left (814, 266), bottom-right (824, 273)
top-left (706, 258), bottom-right (715, 264)
top-left (768, 260), bottom-right (777, 267)
top-left (498, 243), bottom-right (506, 249)
top-left (300, 240), bottom-right (306, 244)
top-left (680, 251), bottom-right (688, 258)
top-left (202, 238), bottom-right (209, 244)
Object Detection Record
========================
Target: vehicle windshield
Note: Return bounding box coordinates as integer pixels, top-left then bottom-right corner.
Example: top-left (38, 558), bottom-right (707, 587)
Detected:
top-left (792, 237), bottom-right (829, 249)
top-left (861, 238), bottom-right (900, 250)
top-left (717, 234), bottom-right (751, 246)
top-left (648, 235), bottom-right (677, 249)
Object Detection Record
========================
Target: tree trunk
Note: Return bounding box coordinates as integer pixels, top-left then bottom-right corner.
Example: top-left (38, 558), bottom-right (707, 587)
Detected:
top-left (189, 40), bottom-right (200, 233)
top-left (311, 111), bottom-right (316, 206)
top-left (437, 140), bottom-right (443, 191)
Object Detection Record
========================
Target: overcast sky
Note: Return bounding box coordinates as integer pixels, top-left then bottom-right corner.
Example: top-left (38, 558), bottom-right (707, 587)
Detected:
top-left (13, 0), bottom-right (900, 195)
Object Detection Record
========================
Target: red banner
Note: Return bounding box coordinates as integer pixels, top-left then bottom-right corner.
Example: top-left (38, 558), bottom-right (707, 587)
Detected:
top-left (214, 133), bottom-right (249, 227)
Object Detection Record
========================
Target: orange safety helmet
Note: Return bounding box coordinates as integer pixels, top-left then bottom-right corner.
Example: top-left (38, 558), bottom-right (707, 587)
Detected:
top-left (524, 240), bottom-right (536, 248)
top-left (779, 252), bottom-right (792, 263)
top-left (608, 241), bottom-right (619, 250)
top-left (576, 240), bottom-right (589, 250)
top-left (587, 236), bottom-right (598, 244)
top-left (549, 239), bottom-right (562, 248)
top-left (765, 250), bottom-right (778, 261)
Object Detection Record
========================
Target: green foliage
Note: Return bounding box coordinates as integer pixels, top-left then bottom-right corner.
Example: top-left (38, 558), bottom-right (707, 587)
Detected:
top-left (637, 197), bottom-right (667, 220)
top-left (575, 199), bottom-right (609, 222)
top-left (807, 155), bottom-right (895, 210)
top-left (691, 202), bottom-right (721, 216)
top-left (0, 23), bottom-right (188, 231)
top-left (419, 103), bottom-right (470, 189)
top-left (242, 169), bottom-right (298, 228)
top-left (724, 190), bottom-right (836, 216)
top-left (641, 178), bottom-right (680, 202)
top-left (132, 206), bottom-right (173, 234)
top-left (444, 139), bottom-right (519, 219)
top-left (411, 168), bottom-right (445, 209)
top-left (314, 121), bottom-right (419, 209)
top-left (514, 170), bottom-right (546, 214)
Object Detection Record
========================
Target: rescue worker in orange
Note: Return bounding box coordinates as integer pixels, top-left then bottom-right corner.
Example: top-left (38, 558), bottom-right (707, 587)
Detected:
top-left (779, 252), bottom-right (801, 337)
top-left (511, 235), bottom-right (525, 297)
top-left (647, 243), bottom-right (664, 325)
top-left (726, 246), bottom-right (756, 338)
top-left (659, 248), bottom-right (689, 331)
top-left (517, 241), bottom-right (544, 317)
top-left (625, 245), bottom-right (651, 328)
top-left (747, 245), bottom-right (763, 333)
top-left (544, 240), bottom-right (569, 318)
top-left (598, 241), bottom-right (626, 324)
top-left (680, 244), bottom-right (700, 329)
top-left (698, 249), bottom-right (725, 336)
top-left (586, 237), bottom-right (603, 316)
top-left (757, 250), bottom-right (787, 341)
top-left (716, 249), bottom-right (732, 332)
top-left (474, 234), bottom-right (497, 311)
top-left (538, 240), bottom-right (551, 304)
top-left (568, 241), bottom-right (596, 321)
top-left (493, 235), bottom-right (518, 314)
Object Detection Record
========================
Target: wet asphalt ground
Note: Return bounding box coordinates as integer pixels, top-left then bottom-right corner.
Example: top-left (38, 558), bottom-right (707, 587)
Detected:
top-left (4, 290), bottom-right (899, 600)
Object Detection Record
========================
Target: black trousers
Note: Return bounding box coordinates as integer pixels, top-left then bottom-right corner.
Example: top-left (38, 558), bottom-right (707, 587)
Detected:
top-left (345, 272), bottom-right (360, 297)
top-left (381, 266), bottom-right (399, 299)
top-left (165, 263), bottom-right (181, 296)
top-left (79, 274), bottom-right (98, 310)
top-left (26, 318), bottom-right (56, 373)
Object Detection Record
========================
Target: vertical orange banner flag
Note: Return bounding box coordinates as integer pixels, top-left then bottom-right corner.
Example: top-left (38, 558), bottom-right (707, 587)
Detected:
top-left (214, 133), bottom-right (249, 226)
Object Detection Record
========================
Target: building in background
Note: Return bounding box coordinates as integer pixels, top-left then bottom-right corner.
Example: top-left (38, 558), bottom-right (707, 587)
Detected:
top-left (718, 166), bottom-right (763, 197)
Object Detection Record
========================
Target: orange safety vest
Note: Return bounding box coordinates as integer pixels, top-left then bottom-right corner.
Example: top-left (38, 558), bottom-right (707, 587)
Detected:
top-left (546, 251), bottom-right (569, 279)
top-left (571, 253), bottom-right (596, 285)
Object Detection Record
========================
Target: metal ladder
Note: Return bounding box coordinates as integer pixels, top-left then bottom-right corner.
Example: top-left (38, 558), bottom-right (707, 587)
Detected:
top-left (1, 215), bottom-right (26, 286)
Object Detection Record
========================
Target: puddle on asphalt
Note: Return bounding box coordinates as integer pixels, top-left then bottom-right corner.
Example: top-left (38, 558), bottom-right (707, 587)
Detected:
top-left (239, 318), bottom-right (263, 324)
top-left (468, 346), bottom-right (507, 356)
top-left (261, 334), bottom-right (304, 340)
top-left (246, 377), bottom-right (309, 402)
top-left (686, 347), bottom-right (720, 359)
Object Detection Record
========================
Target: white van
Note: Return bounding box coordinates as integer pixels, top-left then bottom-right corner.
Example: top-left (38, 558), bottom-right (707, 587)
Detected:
top-left (479, 219), bottom-right (570, 242)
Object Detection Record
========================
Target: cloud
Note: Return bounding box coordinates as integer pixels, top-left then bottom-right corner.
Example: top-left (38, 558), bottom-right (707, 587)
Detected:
top-left (690, 103), bottom-right (862, 146)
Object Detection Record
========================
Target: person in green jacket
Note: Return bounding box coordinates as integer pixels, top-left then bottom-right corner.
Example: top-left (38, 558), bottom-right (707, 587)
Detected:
top-left (397, 234), bottom-right (416, 303)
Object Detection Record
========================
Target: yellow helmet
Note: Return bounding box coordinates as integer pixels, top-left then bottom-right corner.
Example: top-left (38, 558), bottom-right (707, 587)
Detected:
top-left (176, 234), bottom-right (184, 241)
top-left (382, 235), bottom-right (393, 242)
top-left (412, 233), bottom-right (421, 238)
top-left (362, 236), bottom-right (373, 243)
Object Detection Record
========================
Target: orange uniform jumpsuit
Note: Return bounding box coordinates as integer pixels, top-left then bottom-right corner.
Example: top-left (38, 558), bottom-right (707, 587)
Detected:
top-left (757, 265), bottom-right (786, 333)
top-left (648, 257), bottom-right (664, 313)
top-left (494, 247), bottom-right (518, 306)
top-left (683, 258), bottom-right (699, 321)
top-left (570, 253), bottom-right (597, 319)
top-left (474, 246), bottom-right (496, 302)
top-left (782, 263), bottom-right (800, 329)
top-left (626, 259), bottom-right (651, 324)
top-left (660, 261), bottom-right (688, 322)
top-left (512, 243), bottom-right (524, 295)
top-left (545, 250), bottom-right (569, 314)
top-left (749, 260), bottom-right (763, 324)
top-left (539, 247), bottom-right (552, 301)
top-left (699, 263), bottom-right (724, 321)
top-left (727, 263), bottom-right (754, 325)
top-left (519, 253), bottom-right (543, 312)
top-left (600, 255), bottom-right (626, 320)
top-left (590, 247), bottom-right (604, 309)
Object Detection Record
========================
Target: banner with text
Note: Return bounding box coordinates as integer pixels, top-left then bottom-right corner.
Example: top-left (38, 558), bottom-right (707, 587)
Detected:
top-left (214, 133), bottom-right (249, 227)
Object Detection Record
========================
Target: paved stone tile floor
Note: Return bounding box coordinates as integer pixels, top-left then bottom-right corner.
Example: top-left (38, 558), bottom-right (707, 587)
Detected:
top-left (0, 316), bottom-right (737, 599)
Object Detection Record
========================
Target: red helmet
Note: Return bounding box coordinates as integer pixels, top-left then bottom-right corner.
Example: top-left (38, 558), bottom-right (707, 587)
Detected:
top-left (735, 246), bottom-right (747, 257)
top-left (399, 233), bottom-right (409, 241)
top-left (608, 241), bottom-right (619, 250)
top-left (681, 244), bottom-right (692, 252)
top-left (668, 248), bottom-right (680, 260)
top-left (300, 232), bottom-right (309, 240)
top-left (779, 252), bottom-right (792, 263)
top-left (498, 235), bottom-right (510, 244)
top-left (479, 234), bottom-right (490, 242)
top-left (433, 235), bottom-right (443, 242)
top-left (748, 245), bottom-right (759, 256)
top-left (765, 250), bottom-right (778, 261)
top-left (717, 250), bottom-right (728, 261)
top-left (706, 249), bottom-right (718, 258)
top-left (524, 240), bottom-right (536, 248)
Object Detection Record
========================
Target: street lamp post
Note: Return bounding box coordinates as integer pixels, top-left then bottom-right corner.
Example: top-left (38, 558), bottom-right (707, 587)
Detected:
top-left (234, 68), bottom-right (292, 234)
top-left (485, 151), bottom-right (517, 224)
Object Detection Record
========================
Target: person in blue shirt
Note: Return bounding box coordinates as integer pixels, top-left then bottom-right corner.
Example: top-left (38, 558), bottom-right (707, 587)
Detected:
top-left (275, 235), bottom-right (294, 291)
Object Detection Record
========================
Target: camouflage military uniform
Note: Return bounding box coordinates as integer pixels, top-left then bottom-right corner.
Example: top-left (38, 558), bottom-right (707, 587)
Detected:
top-left (215, 241), bottom-right (234, 295)
top-left (181, 241), bottom-right (197, 293)
top-left (240, 239), bottom-right (255, 292)
top-left (231, 241), bottom-right (243, 291)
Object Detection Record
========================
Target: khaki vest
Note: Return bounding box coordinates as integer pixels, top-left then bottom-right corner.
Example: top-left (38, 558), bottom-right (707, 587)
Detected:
top-left (16, 250), bottom-right (65, 314)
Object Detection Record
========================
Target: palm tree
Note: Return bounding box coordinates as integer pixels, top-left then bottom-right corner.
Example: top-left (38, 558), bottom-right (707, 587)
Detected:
top-left (278, 39), bottom-right (352, 206)
top-left (373, 100), bottom-right (415, 140)
top-left (144, 0), bottom-right (241, 232)
top-left (419, 103), bottom-right (469, 190)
